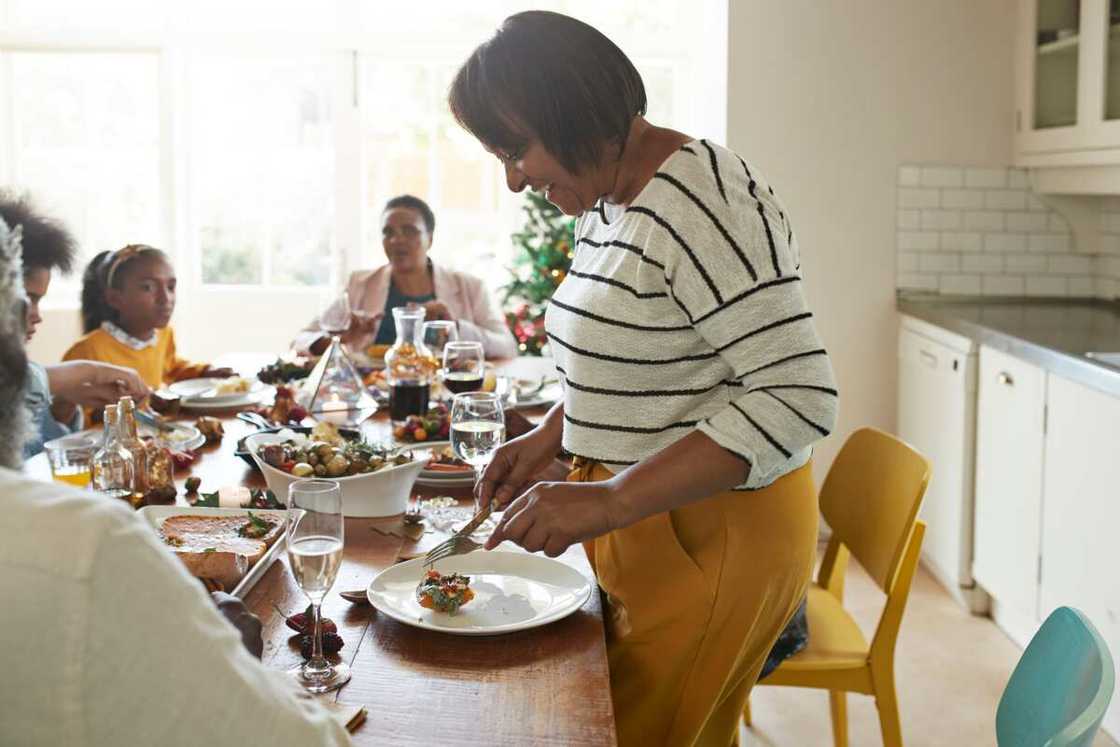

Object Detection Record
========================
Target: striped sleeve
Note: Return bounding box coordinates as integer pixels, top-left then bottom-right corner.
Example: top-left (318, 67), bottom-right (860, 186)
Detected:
top-left (651, 153), bottom-right (838, 483)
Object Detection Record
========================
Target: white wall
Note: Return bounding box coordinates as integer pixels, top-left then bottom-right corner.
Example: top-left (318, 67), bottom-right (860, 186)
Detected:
top-left (726, 0), bottom-right (1016, 480)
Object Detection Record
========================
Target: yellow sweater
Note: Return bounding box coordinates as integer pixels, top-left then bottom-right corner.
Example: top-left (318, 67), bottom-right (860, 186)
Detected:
top-left (62, 326), bottom-right (208, 390)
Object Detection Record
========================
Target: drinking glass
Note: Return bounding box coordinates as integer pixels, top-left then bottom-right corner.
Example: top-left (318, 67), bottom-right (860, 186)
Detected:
top-left (450, 392), bottom-right (505, 517)
top-left (442, 341), bottom-right (486, 397)
top-left (44, 434), bottom-right (96, 489)
top-left (286, 479), bottom-right (350, 693)
top-left (421, 320), bottom-right (458, 362)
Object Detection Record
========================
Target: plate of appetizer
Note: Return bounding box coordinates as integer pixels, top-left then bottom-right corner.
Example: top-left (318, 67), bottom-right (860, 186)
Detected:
top-left (414, 444), bottom-right (475, 487)
top-left (137, 505), bottom-right (290, 598)
top-left (366, 549), bottom-right (593, 635)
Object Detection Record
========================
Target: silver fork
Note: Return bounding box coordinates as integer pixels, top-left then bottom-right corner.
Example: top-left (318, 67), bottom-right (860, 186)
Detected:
top-left (422, 501), bottom-right (493, 566)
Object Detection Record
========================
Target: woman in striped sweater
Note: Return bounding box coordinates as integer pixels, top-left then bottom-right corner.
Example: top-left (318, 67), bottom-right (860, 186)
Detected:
top-left (451, 12), bottom-right (837, 746)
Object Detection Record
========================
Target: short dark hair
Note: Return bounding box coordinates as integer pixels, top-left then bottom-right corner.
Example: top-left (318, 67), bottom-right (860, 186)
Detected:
top-left (448, 11), bottom-right (646, 175)
top-left (383, 194), bottom-right (435, 235)
top-left (0, 190), bottom-right (77, 276)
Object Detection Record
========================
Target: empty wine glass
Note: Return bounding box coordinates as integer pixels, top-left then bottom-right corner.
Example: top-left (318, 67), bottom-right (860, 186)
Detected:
top-left (442, 341), bottom-right (485, 396)
top-left (421, 320), bottom-right (458, 362)
top-left (286, 479), bottom-right (350, 693)
top-left (319, 290), bottom-right (352, 336)
top-left (450, 392), bottom-right (505, 519)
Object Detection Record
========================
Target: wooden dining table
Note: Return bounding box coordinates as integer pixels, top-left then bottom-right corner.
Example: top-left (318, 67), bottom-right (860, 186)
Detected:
top-left (25, 355), bottom-right (617, 746)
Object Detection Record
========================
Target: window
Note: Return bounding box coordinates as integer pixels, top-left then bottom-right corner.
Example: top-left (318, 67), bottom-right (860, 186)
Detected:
top-left (0, 1), bottom-right (723, 309)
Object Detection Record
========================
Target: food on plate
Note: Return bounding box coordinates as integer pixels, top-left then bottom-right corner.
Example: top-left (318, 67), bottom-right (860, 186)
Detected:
top-left (256, 385), bottom-right (309, 425)
top-left (426, 445), bottom-right (471, 472)
top-left (362, 368), bottom-right (388, 392)
top-left (256, 431), bottom-right (413, 478)
top-left (310, 420), bottom-right (345, 447)
top-left (158, 511), bottom-right (283, 589)
top-left (416, 569), bottom-right (475, 614)
top-left (214, 376), bottom-right (253, 395)
top-left (257, 358), bottom-right (312, 384)
top-left (366, 343), bottom-right (391, 361)
top-left (195, 416), bottom-right (224, 444)
top-left (392, 402), bottom-right (449, 443)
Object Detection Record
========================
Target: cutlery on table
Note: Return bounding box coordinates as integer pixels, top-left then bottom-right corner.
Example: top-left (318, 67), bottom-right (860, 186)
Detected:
top-left (422, 501), bottom-right (493, 566)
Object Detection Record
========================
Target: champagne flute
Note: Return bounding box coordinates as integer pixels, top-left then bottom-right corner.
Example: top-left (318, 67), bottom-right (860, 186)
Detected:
top-left (442, 341), bottom-right (486, 396)
top-left (450, 392), bottom-right (505, 526)
top-left (286, 479), bottom-right (350, 693)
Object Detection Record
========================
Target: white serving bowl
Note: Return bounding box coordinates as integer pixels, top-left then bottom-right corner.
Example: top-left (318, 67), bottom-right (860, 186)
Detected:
top-left (244, 432), bottom-right (426, 518)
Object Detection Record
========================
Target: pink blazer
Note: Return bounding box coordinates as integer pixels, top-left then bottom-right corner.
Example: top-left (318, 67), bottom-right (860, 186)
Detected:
top-left (295, 263), bottom-right (517, 359)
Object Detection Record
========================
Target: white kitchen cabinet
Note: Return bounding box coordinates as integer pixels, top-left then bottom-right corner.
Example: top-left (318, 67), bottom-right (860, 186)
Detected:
top-left (897, 317), bottom-right (987, 613)
top-left (972, 346), bottom-right (1047, 636)
top-left (1038, 373), bottom-right (1120, 738)
top-left (1016, 0), bottom-right (1120, 168)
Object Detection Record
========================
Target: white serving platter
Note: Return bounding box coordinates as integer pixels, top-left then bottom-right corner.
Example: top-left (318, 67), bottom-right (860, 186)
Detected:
top-left (367, 549), bottom-right (593, 636)
top-left (137, 505), bottom-right (289, 598)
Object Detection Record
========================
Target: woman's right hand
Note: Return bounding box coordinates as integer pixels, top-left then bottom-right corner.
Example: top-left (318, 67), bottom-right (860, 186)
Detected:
top-left (477, 421), bottom-right (564, 510)
top-left (340, 311), bottom-right (382, 347)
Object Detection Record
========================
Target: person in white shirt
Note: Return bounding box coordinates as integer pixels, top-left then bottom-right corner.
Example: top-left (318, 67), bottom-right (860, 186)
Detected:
top-left (0, 215), bottom-right (350, 746)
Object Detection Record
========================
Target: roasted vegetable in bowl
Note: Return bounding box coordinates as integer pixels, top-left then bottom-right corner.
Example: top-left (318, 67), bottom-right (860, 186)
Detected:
top-left (256, 433), bottom-right (412, 478)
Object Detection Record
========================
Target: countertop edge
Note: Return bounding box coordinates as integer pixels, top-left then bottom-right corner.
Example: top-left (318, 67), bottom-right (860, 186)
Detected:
top-left (896, 297), bottom-right (1120, 399)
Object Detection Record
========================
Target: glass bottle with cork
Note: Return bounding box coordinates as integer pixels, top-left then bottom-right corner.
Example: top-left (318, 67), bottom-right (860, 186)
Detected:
top-left (91, 404), bottom-right (136, 505)
top-left (116, 396), bottom-right (149, 506)
top-left (384, 306), bottom-right (438, 423)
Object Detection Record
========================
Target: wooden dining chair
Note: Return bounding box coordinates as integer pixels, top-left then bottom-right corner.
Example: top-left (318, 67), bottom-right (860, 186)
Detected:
top-left (996, 606), bottom-right (1115, 747)
top-left (743, 427), bottom-right (931, 747)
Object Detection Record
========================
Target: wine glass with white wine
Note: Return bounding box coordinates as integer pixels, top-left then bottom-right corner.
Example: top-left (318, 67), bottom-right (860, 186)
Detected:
top-left (286, 479), bottom-right (350, 693)
top-left (450, 392), bottom-right (505, 530)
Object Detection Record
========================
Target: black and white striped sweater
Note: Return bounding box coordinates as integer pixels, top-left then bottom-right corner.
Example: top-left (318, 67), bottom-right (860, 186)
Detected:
top-left (544, 139), bottom-right (838, 489)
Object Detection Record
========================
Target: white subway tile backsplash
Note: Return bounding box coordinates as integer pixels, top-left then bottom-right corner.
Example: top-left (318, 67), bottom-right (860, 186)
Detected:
top-left (941, 189), bottom-right (986, 210)
top-left (962, 254), bottom-right (1005, 273)
top-left (921, 209), bottom-right (961, 230)
top-left (1005, 212), bottom-right (1048, 232)
top-left (898, 188), bottom-right (940, 209)
top-left (920, 253), bottom-right (961, 273)
top-left (896, 163), bottom-right (1107, 300)
top-left (984, 233), bottom-right (1028, 252)
top-left (897, 273), bottom-right (939, 291)
top-left (1068, 276), bottom-right (1095, 297)
top-left (898, 166), bottom-right (921, 187)
top-left (939, 274), bottom-right (982, 295)
top-left (963, 211), bottom-right (1005, 231)
top-left (985, 190), bottom-right (1028, 210)
top-left (982, 275), bottom-right (1025, 296)
top-left (1025, 276), bottom-right (1067, 296)
top-left (1005, 253), bottom-right (1048, 273)
top-left (897, 209), bottom-right (921, 229)
top-left (940, 232), bottom-right (983, 252)
top-left (1048, 255), bottom-right (1093, 275)
top-left (1028, 234), bottom-right (1071, 253)
top-left (965, 168), bottom-right (1006, 188)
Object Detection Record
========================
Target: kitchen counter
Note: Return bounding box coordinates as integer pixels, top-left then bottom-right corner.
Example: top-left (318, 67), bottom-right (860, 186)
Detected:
top-left (897, 295), bottom-right (1120, 398)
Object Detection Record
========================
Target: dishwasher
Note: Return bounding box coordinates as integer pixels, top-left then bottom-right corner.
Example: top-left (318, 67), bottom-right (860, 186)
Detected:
top-left (897, 315), bottom-right (989, 613)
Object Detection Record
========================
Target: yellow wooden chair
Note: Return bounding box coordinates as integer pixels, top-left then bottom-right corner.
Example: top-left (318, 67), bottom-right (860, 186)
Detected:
top-left (744, 427), bottom-right (931, 747)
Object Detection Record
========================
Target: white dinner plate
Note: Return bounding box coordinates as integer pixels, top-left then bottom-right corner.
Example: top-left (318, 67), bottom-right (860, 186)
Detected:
top-left (415, 474), bottom-right (476, 488)
top-left (367, 549), bottom-right (593, 635)
top-left (170, 377), bottom-right (266, 405)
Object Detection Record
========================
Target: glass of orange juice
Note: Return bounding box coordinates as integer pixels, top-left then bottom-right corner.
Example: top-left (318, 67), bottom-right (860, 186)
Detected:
top-left (44, 434), bottom-right (96, 489)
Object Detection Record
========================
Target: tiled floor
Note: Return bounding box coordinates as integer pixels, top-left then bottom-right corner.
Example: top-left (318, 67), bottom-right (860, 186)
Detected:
top-left (741, 554), bottom-right (1118, 747)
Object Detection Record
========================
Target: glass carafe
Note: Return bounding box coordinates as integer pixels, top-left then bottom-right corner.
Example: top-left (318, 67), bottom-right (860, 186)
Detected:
top-left (91, 405), bottom-right (137, 506)
top-left (384, 307), bottom-right (437, 423)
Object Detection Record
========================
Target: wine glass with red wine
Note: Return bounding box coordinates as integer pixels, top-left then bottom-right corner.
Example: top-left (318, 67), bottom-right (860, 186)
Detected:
top-left (441, 341), bottom-right (485, 396)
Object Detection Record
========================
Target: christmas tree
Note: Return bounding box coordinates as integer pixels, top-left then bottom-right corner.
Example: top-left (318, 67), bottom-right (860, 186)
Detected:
top-left (502, 191), bottom-right (576, 356)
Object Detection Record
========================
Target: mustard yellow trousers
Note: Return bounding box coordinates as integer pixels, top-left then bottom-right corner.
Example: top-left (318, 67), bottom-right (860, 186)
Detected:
top-left (575, 461), bottom-right (818, 747)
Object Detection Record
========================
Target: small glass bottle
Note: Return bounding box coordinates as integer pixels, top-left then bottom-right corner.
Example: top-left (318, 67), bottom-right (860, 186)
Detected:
top-left (116, 396), bottom-right (149, 505)
top-left (384, 306), bottom-right (436, 423)
top-left (91, 405), bottom-right (136, 506)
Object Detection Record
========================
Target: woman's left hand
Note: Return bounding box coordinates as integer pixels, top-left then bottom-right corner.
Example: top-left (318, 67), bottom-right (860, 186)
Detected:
top-left (484, 480), bottom-right (629, 557)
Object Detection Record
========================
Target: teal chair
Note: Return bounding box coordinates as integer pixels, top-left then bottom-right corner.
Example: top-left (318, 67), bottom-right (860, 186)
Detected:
top-left (997, 607), bottom-right (1115, 747)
